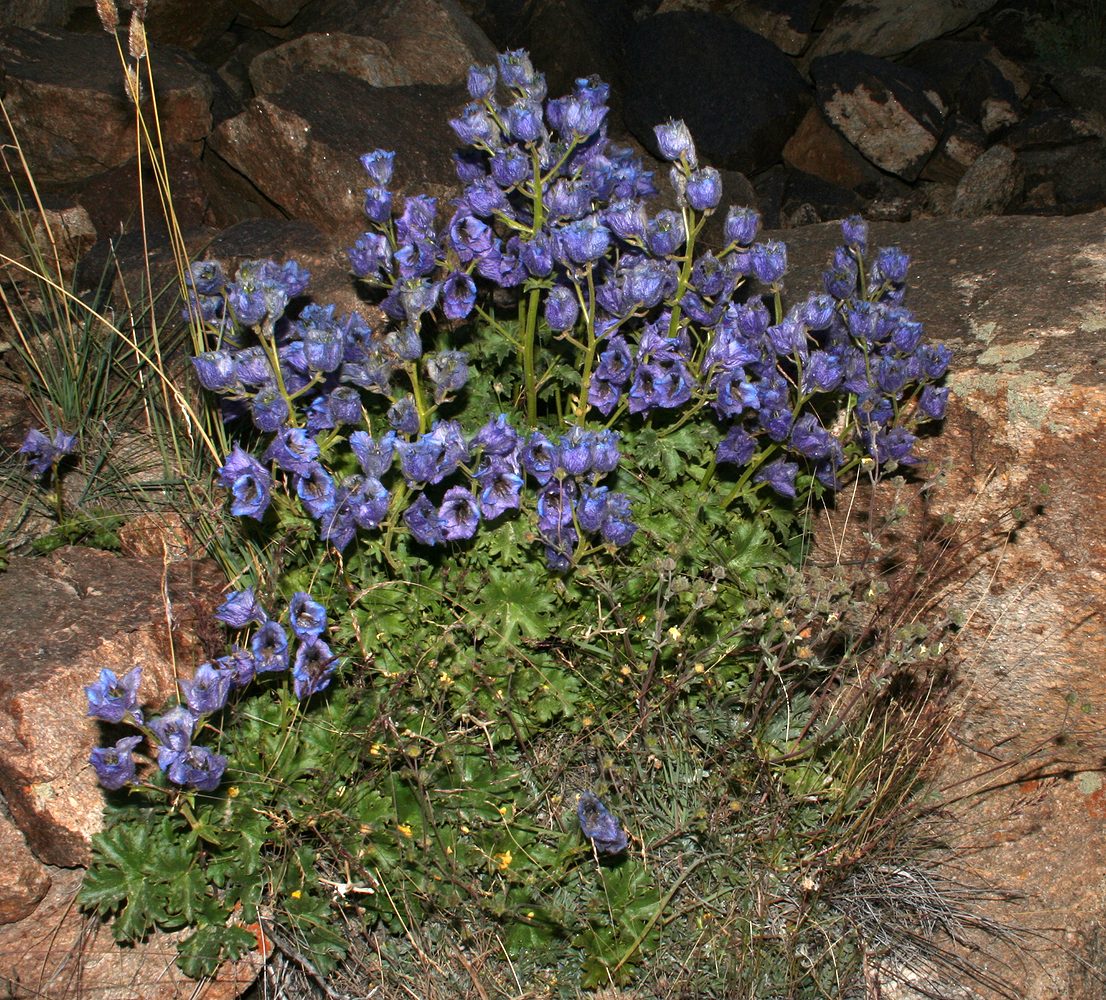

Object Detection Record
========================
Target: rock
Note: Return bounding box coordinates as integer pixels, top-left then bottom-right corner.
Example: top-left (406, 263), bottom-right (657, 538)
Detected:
top-left (754, 164), bottom-right (865, 230)
top-left (237, 0), bottom-right (312, 30)
top-left (655, 0), bottom-right (822, 56)
top-left (782, 105), bottom-right (885, 193)
top-left (0, 815), bottom-right (50, 924)
top-left (789, 208), bottom-right (1106, 1000)
top-left (950, 142), bottom-right (1022, 217)
top-left (0, 0), bottom-right (73, 28)
top-left (813, 51), bottom-right (948, 182)
top-left (0, 868), bottom-right (265, 999)
top-left (920, 114), bottom-right (986, 184)
top-left (1049, 66), bottom-right (1106, 121)
top-left (0, 28), bottom-right (214, 186)
top-left (0, 547), bottom-right (224, 866)
top-left (900, 39), bottom-right (1021, 135)
top-left (307, 0), bottom-right (499, 86)
top-left (623, 11), bottom-right (809, 176)
top-left (0, 199), bottom-right (96, 284)
top-left (805, 0), bottom-right (1001, 62)
top-left (1018, 141), bottom-right (1106, 215)
top-left (1001, 108), bottom-right (1100, 152)
top-left (249, 32), bottom-right (413, 95)
top-left (209, 72), bottom-right (466, 241)
top-left (142, 0), bottom-right (237, 52)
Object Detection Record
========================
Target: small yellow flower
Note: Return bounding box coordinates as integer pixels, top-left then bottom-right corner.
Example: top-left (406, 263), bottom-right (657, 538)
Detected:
top-left (667, 625), bottom-right (682, 643)
top-left (693, 662), bottom-right (705, 674)
top-left (369, 742), bottom-right (385, 756)
top-left (495, 850), bottom-right (513, 871)
top-left (290, 889), bottom-right (302, 899)
top-left (228, 786), bottom-right (240, 798)
top-left (438, 671), bottom-right (454, 688)
top-left (498, 805), bottom-right (509, 816)
top-left (397, 823), bottom-right (414, 839)
top-left (620, 664), bottom-right (632, 676)
top-left (582, 716), bottom-right (593, 727)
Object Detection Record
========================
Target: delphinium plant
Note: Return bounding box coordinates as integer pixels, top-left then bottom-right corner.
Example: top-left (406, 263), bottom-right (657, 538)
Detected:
top-left (79, 49), bottom-right (953, 995)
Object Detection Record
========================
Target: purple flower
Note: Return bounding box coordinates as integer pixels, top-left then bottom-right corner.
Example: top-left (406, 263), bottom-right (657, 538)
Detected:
top-left (450, 101), bottom-right (500, 146)
top-left (442, 271), bottom-right (477, 320)
top-left (90, 735), bottom-right (143, 791)
top-left (348, 475), bottom-right (391, 529)
top-left (19, 427), bottom-right (77, 477)
top-left (85, 666), bottom-right (142, 724)
top-left (872, 246), bottom-right (909, 285)
top-left (476, 461), bottom-right (523, 521)
top-left (363, 186), bottom-right (393, 224)
top-left (388, 396), bottom-right (421, 436)
top-left (217, 646), bottom-right (257, 688)
top-left (467, 63), bottom-right (497, 100)
top-left (685, 166), bottom-right (722, 212)
top-left (475, 414), bottom-right (519, 457)
top-left (327, 386), bottom-right (362, 427)
top-left (289, 591), bottom-right (327, 640)
top-left (918, 384), bottom-right (949, 421)
top-left (724, 205), bottom-right (760, 246)
top-left (841, 214), bottom-right (868, 253)
top-left (263, 427), bottom-right (319, 477)
top-left (558, 426), bottom-right (594, 477)
top-left (537, 479), bottom-right (577, 535)
top-left (590, 429), bottom-right (621, 473)
top-left (869, 425), bottom-right (917, 464)
top-left (397, 420), bottom-right (468, 485)
top-left (789, 414), bottom-right (834, 460)
top-left (251, 620), bottom-right (290, 673)
top-left (755, 458), bottom-right (799, 498)
top-left (497, 49), bottom-right (538, 91)
top-left (349, 430), bottom-right (395, 479)
top-left (293, 638), bottom-right (338, 700)
top-left (544, 284), bottom-right (580, 333)
top-left (296, 463), bottom-right (337, 520)
top-left (404, 493), bottom-right (443, 546)
top-left (559, 216), bottom-right (611, 264)
top-left (716, 425), bottom-right (756, 466)
top-left (192, 351), bottom-right (237, 392)
top-left (349, 232), bottom-right (393, 279)
top-left (521, 234), bottom-right (554, 277)
top-left (180, 662), bottom-right (232, 716)
top-left (654, 119), bottom-right (697, 165)
top-left (646, 210), bottom-right (685, 257)
top-left (438, 486), bottom-right (481, 540)
top-left (577, 791), bottom-right (628, 854)
top-left (149, 705), bottom-right (197, 774)
top-left (426, 350), bottom-right (470, 402)
top-left (168, 745), bottom-right (227, 793)
top-left (214, 588), bottom-right (268, 629)
top-left (521, 431), bottom-right (559, 485)
top-left (750, 241), bottom-right (788, 285)
top-left (360, 149), bottom-right (395, 187)
top-left (505, 99), bottom-right (544, 143)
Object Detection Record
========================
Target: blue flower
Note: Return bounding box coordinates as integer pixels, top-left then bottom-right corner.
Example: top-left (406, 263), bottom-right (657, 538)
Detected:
top-left (558, 426), bottom-right (594, 477)
top-left (349, 430), bottom-right (395, 479)
top-left (716, 426), bottom-right (756, 466)
top-left (476, 460), bottom-right (523, 521)
top-left (450, 101), bottom-right (501, 146)
top-left (250, 385), bottom-right (290, 432)
top-left (426, 350), bottom-right (470, 402)
top-left (293, 638), bottom-right (338, 700)
top-left (442, 271), bottom-right (477, 320)
top-left (439, 486), bottom-right (481, 540)
top-left (349, 475), bottom-right (391, 529)
top-left (521, 431), bottom-right (559, 485)
top-left (360, 149), bottom-right (395, 186)
top-left (754, 458), bottom-right (799, 498)
top-left (577, 791), bottom-right (628, 854)
top-left (841, 214), bottom-right (868, 253)
top-left (85, 666), bottom-right (142, 724)
top-left (192, 350), bottom-right (237, 392)
top-left (90, 735), bottom-right (143, 791)
top-left (404, 493), bottom-right (444, 546)
top-left (467, 63), bottom-right (497, 100)
top-left (646, 209), bottom-right (685, 257)
top-left (558, 216), bottom-right (611, 264)
top-left (474, 414), bottom-right (519, 457)
top-left (251, 620), bottom-right (290, 673)
top-left (388, 396), bottom-right (421, 436)
top-left (263, 427), bottom-right (319, 477)
top-left (724, 205), bottom-right (760, 246)
top-left (363, 186), bottom-right (393, 223)
top-left (168, 745), bottom-right (227, 793)
top-left (654, 119), bottom-right (696, 165)
top-left (397, 421), bottom-right (469, 485)
top-left (217, 646), bottom-right (257, 688)
top-left (349, 231), bottom-right (393, 278)
top-left (214, 588), bottom-right (268, 629)
top-left (296, 463), bottom-right (337, 520)
top-left (289, 592), bottom-right (328, 640)
top-left (918, 384), bottom-right (949, 421)
top-left (149, 705), bottom-right (197, 775)
top-left (544, 285), bottom-right (579, 332)
top-left (19, 427), bottom-right (77, 477)
top-left (750, 241), bottom-right (788, 285)
top-left (685, 166), bottom-right (722, 212)
top-left (180, 662), bottom-right (232, 716)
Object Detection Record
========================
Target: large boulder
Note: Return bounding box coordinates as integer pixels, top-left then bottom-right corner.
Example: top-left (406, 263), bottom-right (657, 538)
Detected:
top-left (0, 28), bottom-right (213, 186)
top-left (623, 11), bottom-right (810, 176)
top-left (209, 72), bottom-right (466, 241)
top-left (0, 547), bottom-right (223, 867)
top-left (791, 209), bottom-right (1106, 999)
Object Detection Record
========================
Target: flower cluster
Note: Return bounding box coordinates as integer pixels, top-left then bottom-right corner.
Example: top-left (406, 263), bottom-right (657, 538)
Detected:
top-left (85, 590), bottom-right (338, 793)
top-left (187, 48), bottom-right (948, 572)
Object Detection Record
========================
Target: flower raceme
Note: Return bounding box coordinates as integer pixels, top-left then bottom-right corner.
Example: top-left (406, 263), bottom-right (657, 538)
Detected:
top-left (186, 48), bottom-right (948, 574)
top-left (85, 592), bottom-right (339, 794)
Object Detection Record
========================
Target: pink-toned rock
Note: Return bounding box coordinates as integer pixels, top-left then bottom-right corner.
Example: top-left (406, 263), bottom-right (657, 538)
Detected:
top-left (783, 105), bottom-right (884, 192)
top-left (0, 547), bottom-right (224, 867)
top-left (789, 209), bottom-right (1106, 999)
top-left (249, 32), bottom-right (413, 95)
top-left (950, 142), bottom-right (1022, 217)
top-left (0, 868), bottom-right (264, 999)
top-left (209, 72), bottom-right (465, 241)
top-left (0, 28), bottom-right (214, 186)
top-left (0, 814), bottom-right (50, 925)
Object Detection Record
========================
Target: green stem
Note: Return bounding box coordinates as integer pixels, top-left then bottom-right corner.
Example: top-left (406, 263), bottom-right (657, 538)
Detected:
top-left (408, 363), bottom-right (429, 435)
top-left (522, 287), bottom-right (541, 425)
top-left (574, 263), bottom-right (597, 422)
